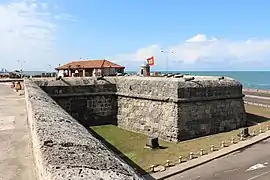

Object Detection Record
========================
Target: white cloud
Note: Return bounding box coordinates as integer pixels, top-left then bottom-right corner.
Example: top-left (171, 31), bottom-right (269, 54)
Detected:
top-left (185, 34), bottom-right (217, 43)
top-left (0, 0), bottom-right (72, 71)
top-left (114, 34), bottom-right (270, 70)
top-left (54, 13), bottom-right (76, 22)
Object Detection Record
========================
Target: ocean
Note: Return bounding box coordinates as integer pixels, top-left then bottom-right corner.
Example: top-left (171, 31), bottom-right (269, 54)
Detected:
top-left (165, 71), bottom-right (270, 90)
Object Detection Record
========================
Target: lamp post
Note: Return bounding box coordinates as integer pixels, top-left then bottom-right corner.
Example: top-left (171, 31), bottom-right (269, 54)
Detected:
top-left (160, 50), bottom-right (174, 74)
top-left (17, 60), bottom-right (26, 78)
top-left (48, 64), bottom-right (56, 77)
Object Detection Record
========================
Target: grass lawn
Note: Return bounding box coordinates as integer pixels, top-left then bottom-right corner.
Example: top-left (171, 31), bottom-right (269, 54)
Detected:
top-left (91, 104), bottom-right (270, 173)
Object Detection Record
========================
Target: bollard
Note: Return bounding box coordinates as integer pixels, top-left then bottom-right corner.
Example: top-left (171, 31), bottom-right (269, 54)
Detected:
top-left (221, 141), bottom-right (225, 148)
top-left (231, 137), bottom-right (235, 144)
top-left (150, 165), bottom-right (155, 172)
top-left (189, 152), bottom-right (194, 160)
top-left (200, 149), bottom-right (204, 156)
top-left (166, 160), bottom-right (170, 167)
top-left (240, 134), bottom-right (244, 141)
top-left (178, 156), bottom-right (182, 163)
top-left (260, 127), bottom-right (263, 133)
top-left (210, 145), bottom-right (215, 152)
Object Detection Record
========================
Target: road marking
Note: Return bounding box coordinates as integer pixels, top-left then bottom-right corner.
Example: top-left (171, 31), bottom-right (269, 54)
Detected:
top-left (0, 116), bottom-right (15, 131)
top-left (214, 168), bottom-right (240, 177)
top-left (223, 168), bottom-right (239, 173)
top-left (247, 170), bottom-right (270, 180)
top-left (246, 163), bottom-right (267, 172)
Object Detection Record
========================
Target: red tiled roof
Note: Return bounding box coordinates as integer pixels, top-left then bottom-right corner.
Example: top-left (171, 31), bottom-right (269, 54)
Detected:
top-left (55, 59), bottom-right (125, 70)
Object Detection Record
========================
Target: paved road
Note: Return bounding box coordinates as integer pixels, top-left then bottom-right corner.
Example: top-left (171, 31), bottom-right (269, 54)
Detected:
top-left (243, 91), bottom-right (270, 106)
top-left (244, 95), bottom-right (270, 106)
top-left (243, 91), bottom-right (270, 98)
top-left (167, 138), bottom-right (270, 180)
top-left (0, 83), bottom-right (35, 180)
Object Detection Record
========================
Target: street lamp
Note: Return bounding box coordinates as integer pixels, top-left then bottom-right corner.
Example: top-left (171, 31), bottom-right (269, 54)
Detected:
top-left (48, 64), bottom-right (55, 72)
top-left (160, 50), bottom-right (174, 73)
top-left (17, 60), bottom-right (26, 78)
top-left (48, 64), bottom-right (57, 77)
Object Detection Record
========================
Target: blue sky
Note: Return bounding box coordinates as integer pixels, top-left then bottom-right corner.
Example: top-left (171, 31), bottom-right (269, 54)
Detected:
top-left (0, 0), bottom-right (270, 71)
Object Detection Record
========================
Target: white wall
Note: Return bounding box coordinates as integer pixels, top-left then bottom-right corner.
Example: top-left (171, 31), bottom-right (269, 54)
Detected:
top-left (57, 70), bottom-right (64, 77)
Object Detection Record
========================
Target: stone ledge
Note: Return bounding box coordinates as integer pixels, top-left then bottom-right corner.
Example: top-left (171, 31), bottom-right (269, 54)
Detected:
top-left (32, 77), bottom-right (244, 101)
top-left (47, 91), bottom-right (244, 103)
top-left (24, 79), bottom-right (143, 180)
top-left (116, 93), bottom-right (244, 103)
top-left (50, 92), bottom-right (116, 98)
top-left (147, 129), bottom-right (270, 180)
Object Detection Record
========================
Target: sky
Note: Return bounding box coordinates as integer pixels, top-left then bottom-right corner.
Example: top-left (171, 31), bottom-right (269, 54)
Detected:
top-left (0, 0), bottom-right (270, 71)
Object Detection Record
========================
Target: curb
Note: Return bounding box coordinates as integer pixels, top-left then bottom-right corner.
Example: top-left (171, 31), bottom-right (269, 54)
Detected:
top-left (146, 130), bottom-right (270, 180)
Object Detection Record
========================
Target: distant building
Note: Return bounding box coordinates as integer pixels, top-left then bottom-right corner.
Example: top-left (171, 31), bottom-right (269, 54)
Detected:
top-left (55, 59), bottom-right (125, 77)
top-left (0, 68), bottom-right (8, 73)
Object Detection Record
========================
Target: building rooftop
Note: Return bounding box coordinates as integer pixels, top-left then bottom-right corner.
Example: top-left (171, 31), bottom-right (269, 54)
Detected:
top-left (55, 59), bottom-right (125, 70)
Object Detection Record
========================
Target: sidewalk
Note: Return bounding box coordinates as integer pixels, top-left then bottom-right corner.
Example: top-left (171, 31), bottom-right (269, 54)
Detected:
top-left (0, 83), bottom-right (35, 180)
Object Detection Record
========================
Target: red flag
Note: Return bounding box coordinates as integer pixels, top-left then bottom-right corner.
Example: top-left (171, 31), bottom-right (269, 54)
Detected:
top-left (146, 56), bottom-right (154, 66)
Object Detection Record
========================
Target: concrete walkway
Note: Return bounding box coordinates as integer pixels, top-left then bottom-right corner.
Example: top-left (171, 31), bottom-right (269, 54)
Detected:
top-left (0, 83), bottom-right (35, 180)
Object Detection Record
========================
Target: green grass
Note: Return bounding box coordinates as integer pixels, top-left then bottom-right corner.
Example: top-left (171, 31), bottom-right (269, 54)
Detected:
top-left (91, 104), bottom-right (270, 173)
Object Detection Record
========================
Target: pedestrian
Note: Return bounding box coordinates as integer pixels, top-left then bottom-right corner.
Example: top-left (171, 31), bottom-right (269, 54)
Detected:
top-left (15, 81), bottom-right (22, 92)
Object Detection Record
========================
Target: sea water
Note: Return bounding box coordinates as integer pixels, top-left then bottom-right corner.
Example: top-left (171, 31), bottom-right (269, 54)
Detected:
top-left (168, 71), bottom-right (270, 90)
top-left (128, 71), bottom-right (270, 90)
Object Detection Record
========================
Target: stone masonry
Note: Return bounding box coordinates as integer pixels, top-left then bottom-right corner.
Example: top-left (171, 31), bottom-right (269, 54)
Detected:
top-left (116, 76), bottom-right (246, 141)
top-left (32, 75), bottom-right (246, 142)
top-left (24, 79), bottom-right (143, 180)
top-left (41, 83), bottom-right (117, 127)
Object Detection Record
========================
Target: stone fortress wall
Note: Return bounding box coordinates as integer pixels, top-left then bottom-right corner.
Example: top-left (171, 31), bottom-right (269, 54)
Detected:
top-left (33, 75), bottom-right (246, 142)
top-left (38, 78), bottom-right (118, 127)
top-left (116, 76), bottom-right (246, 141)
top-left (24, 79), bottom-right (143, 180)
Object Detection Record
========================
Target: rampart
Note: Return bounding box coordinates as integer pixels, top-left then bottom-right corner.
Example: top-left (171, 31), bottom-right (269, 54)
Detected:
top-left (24, 79), bottom-right (143, 180)
top-left (32, 76), bottom-right (246, 142)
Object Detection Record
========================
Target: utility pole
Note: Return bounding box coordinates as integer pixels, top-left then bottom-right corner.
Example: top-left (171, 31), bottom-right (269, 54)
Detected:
top-left (160, 50), bottom-right (174, 74)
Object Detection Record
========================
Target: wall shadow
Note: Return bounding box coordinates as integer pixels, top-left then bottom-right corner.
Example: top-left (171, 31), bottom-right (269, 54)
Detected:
top-left (97, 77), bottom-right (114, 85)
top-left (246, 112), bottom-right (270, 126)
top-left (87, 128), bottom-right (153, 178)
top-left (44, 83), bottom-right (118, 127)
top-left (60, 78), bottom-right (72, 86)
